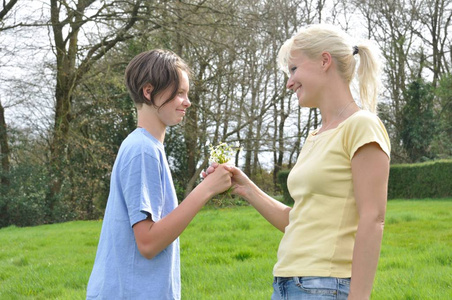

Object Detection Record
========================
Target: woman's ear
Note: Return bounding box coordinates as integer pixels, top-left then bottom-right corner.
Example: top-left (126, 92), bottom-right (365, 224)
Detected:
top-left (320, 51), bottom-right (332, 70)
top-left (143, 84), bottom-right (153, 101)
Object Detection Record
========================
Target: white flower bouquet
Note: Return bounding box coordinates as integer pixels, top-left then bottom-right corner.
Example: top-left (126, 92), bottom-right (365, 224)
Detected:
top-left (207, 142), bottom-right (242, 206)
top-left (209, 142), bottom-right (236, 165)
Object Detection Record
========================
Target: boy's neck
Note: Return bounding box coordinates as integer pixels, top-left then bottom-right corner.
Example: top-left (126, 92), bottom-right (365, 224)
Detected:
top-left (137, 123), bottom-right (165, 143)
top-left (136, 106), bottom-right (166, 143)
top-left (137, 125), bottom-right (165, 143)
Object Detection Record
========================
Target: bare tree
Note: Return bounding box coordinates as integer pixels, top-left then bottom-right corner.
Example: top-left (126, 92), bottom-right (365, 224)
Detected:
top-left (47, 0), bottom-right (145, 206)
top-left (0, 0), bottom-right (21, 226)
top-left (0, 0), bottom-right (19, 189)
top-left (0, 0), bottom-right (22, 213)
top-left (355, 0), bottom-right (419, 160)
top-left (412, 0), bottom-right (452, 86)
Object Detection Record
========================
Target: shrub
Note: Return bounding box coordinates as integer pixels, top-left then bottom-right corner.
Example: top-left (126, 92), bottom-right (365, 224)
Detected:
top-left (388, 160), bottom-right (452, 199)
top-left (277, 171), bottom-right (293, 205)
top-left (2, 164), bottom-right (50, 227)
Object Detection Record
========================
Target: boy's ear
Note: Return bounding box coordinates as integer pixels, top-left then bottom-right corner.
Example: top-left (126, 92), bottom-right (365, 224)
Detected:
top-left (143, 84), bottom-right (153, 101)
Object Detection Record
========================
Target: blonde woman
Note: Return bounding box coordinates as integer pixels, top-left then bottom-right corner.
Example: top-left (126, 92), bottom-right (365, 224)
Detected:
top-left (206, 24), bottom-right (391, 299)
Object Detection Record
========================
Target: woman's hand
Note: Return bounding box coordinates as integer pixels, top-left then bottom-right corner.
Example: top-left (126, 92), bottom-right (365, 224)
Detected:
top-left (201, 162), bottom-right (218, 178)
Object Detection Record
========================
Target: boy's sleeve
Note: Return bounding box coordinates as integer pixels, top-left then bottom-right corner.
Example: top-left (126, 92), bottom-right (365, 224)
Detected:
top-left (121, 152), bottom-right (164, 227)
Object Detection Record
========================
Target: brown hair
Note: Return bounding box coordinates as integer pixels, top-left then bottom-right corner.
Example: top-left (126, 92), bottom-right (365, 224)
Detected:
top-left (125, 49), bottom-right (191, 109)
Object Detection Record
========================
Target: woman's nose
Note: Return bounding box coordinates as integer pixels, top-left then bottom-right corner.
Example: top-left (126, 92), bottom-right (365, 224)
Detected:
top-left (286, 76), bottom-right (294, 90)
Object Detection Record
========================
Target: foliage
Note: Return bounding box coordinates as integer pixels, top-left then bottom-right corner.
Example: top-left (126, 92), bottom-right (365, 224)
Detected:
top-left (66, 63), bottom-right (137, 218)
top-left (1, 201), bottom-right (451, 299)
top-left (431, 73), bottom-right (452, 159)
top-left (0, 128), bottom-right (66, 227)
top-left (388, 160), bottom-right (452, 199)
top-left (276, 170), bottom-right (294, 205)
top-left (0, 163), bottom-right (50, 227)
top-left (400, 79), bottom-right (437, 162)
top-left (249, 167), bottom-right (280, 196)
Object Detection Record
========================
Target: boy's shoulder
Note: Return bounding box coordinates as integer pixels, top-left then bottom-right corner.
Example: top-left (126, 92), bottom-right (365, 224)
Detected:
top-left (119, 128), bottom-right (163, 158)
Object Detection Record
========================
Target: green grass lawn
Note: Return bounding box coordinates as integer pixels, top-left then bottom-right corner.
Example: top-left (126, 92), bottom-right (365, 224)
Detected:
top-left (0, 199), bottom-right (451, 299)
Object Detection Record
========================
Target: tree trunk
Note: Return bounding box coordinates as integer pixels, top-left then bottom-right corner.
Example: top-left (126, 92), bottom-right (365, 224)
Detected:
top-left (184, 62), bottom-right (207, 196)
top-left (47, 0), bottom-right (79, 208)
top-left (0, 101), bottom-right (10, 226)
top-left (0, 101), bottom-right (10, 187)
top-left (184, 92), bottom-right (200, 194)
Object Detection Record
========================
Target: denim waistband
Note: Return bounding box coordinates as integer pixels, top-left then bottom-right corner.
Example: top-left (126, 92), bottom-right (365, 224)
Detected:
top-left (274, 276), bottom-right (350, 287)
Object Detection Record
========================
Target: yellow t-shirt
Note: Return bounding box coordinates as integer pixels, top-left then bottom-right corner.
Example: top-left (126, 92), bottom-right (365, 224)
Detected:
top-left (273, 110), bottom-right (391, 278)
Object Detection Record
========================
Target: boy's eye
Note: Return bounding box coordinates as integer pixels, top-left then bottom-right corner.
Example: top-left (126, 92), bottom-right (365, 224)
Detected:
top-left (290, 66), bottom-right (297, 73)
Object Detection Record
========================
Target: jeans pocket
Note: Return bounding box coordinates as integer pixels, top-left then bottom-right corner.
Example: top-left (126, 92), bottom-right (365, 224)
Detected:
top-left (294, 277), bottom-right (337, 296)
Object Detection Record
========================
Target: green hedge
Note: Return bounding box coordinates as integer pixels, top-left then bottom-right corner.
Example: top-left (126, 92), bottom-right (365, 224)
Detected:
top-left (277, 160), bottom-right (452, 203)
top-left (388, 160), bottom-right (452, 199)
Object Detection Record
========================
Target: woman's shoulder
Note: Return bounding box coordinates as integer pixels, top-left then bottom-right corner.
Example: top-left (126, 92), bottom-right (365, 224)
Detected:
top-left (342, 109), bottom-right (391, 156)
top-left (349, 109), bottom-right (380, 121)
top-left (344, 110), bottom-right (385, 129)
top-left (341, 109), bottom-right (389, 140)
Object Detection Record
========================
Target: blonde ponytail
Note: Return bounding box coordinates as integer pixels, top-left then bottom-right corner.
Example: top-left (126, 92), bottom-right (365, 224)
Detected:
top-left (355, 42), bottom-right (381, 113)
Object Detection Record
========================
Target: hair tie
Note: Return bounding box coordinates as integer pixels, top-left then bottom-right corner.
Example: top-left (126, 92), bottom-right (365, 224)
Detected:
top-left (352, 46), bottom-right (359, 55)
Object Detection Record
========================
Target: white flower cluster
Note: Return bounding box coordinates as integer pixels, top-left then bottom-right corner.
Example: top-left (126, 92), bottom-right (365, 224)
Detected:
top-left (208, 142), bottom-right (237, 164)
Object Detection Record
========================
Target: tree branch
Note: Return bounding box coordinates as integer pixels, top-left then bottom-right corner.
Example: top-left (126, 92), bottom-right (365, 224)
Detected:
top-left (0, 0), bottom-right (18, 21)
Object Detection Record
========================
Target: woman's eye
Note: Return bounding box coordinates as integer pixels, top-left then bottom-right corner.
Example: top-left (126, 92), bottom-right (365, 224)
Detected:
top-left (290, 66), bottom-right (297, 73)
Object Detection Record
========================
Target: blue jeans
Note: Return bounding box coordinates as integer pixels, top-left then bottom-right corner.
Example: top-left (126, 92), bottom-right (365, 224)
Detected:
top-left (271, 276), bottom-right (350, 300)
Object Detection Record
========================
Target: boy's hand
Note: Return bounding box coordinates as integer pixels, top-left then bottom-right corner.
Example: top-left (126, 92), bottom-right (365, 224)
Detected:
top-left (201, 163), bottom-right (233, 197)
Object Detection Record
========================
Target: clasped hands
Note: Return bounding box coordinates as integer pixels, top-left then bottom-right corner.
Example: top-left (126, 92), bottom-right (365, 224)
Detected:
top-left (201, 162), bottom-right (221, 178)
top-left (201, 162), bottom-right (249, 198)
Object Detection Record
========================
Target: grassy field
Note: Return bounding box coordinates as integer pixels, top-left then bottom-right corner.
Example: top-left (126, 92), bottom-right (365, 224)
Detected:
top-left (0, 199), bottom-right (451, 299)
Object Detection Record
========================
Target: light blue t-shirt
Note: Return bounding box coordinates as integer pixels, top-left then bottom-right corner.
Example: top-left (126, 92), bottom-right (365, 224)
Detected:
top-left (86, 128), bottom-right (180, 300)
